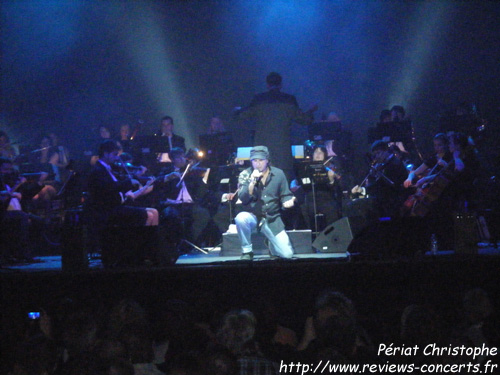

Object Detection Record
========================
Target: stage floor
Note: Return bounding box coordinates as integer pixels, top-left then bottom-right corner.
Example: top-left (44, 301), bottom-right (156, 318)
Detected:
top-left (1, 248), bottom-right (350, 273)
top-left (2, 243), bottom-right (499, 273)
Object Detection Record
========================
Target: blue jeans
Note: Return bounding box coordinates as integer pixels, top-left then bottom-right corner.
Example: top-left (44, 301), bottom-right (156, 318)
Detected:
top-left (234, 211), bottom-right (294, 258)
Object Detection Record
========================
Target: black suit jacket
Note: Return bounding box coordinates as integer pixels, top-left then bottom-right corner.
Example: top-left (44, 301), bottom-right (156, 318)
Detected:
top-left (156, 133), bottom-right (186, 153)
top-left (86, 162), bottom-right (134, 214)
top-left (236, 88), bottom-right (313, 173)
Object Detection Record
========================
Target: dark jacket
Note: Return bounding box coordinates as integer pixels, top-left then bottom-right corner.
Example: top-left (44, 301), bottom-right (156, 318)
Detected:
top-left (236, 88), bottom-right (313, 173)
top-left (156, 133), bottom-right (186, 153)
top-left (366, 154), bottom-right (408, 217)
top-left (86, 161), bottom-right (134, 214)
top-left (238, 166), bottom-right (293, 236)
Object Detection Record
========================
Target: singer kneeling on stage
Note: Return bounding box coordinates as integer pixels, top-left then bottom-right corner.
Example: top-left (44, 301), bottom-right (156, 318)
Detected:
top-left (235, 145), bottom-right (296, 260)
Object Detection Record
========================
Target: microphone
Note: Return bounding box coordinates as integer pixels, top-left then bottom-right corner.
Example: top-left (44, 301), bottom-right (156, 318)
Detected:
top-left (252, 171), bottom-right (263, 184)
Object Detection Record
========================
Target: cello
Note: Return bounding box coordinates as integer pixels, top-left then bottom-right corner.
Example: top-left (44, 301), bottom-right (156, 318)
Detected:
top-left (402, 159), bottom-right (456, 217)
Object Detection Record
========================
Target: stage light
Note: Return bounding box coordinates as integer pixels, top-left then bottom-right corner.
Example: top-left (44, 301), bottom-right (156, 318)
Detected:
top-left (387, 2), bottom-right (453, 109)
top-left (117, 1), bottom-right (192, 146)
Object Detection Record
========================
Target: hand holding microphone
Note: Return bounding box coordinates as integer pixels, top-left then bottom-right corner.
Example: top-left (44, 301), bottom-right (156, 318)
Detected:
top-left (250, 169), bottom-right (263, 184)
top-left (282, 197), bottom-right (296, 209)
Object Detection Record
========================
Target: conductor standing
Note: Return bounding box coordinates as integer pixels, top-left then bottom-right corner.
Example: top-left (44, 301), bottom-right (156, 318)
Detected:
top-left (234, 72), bottom-right (317, 179)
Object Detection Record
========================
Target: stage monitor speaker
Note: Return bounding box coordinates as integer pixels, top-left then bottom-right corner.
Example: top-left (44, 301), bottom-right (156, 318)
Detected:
top-left (313, 217), bottom-right (353, 253)
top-left (346, 217), bottom-right (430, 259)
top-left (221, 230), bottom-right (313, 256)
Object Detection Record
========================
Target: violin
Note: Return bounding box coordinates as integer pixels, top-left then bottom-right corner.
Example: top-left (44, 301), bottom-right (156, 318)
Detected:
top-left (111, 161), bottom-right (148, 181)
top-left (122, 175), bottom-right (156, 203)
top-left (323, 156), bottom-right (341, 179)
top-left (352, 154), bottom-right (395, 195)
top-left (171, 161), bottom-right (209, 187)
top-left (366, 154), bottom-right (396, 185)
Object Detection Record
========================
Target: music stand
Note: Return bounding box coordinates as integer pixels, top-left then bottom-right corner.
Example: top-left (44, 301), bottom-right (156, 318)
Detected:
top-left (174, 164), bottom-right (208, 254)
top-left (438, 114), bottom-right (481, 135)
top-left (308, 121), bottom-right (342, 143)
top-left (297, 161), bottom-right (330, 234)
top-left (369, 121), bottom-right (412, 144)
top-left (199, 132), bottom-right (234, 166)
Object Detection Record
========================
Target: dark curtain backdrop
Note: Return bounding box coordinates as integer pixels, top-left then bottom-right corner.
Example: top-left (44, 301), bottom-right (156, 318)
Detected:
top-left (2, 0), bottom-right (499, 180)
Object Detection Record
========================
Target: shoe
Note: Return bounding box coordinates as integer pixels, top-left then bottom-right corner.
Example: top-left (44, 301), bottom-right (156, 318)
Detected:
top-left (240, 252), bottom-right (254, 261)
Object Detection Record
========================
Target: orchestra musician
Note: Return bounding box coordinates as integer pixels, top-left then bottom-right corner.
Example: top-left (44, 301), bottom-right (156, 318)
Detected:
top-left (403, 133), bottom-right (452, 189)
top-left (373, 105), bottom-right (417, 160)
top-left (117, 123), bottom-right (134, 155)
top-left (379, 109), bottom-right (392, 123)
top-left (85, 140), bottom-right (158, 229)
top-left (414, 132), bottom-right (479, 210)
top-left (1, 136), bottom-right (58, 212)
top-left (14, 135), bottom-right (58, 209)
top-left (90, 125), bottom-right (113, 166)
top-left (157, 116), bottom-right (186, 154)
top-left (118, 152), bottom-right (148, 179)
top-left (0, 131), bottom-right (18, 160)
top-left (352, 140), bottom-right (407, 219)
top-left (199, 116), bottom-right (235, 167)
top-left (406, 132), bottom-right (479, 250)
top-left (207, 116), bottom-right (226, 134)
top-left (157, 147), bottom-right (212, 252)
top-left (1, 156), bottom-right (31, 263)
top-left (291, 145), bottom-right (342, 231)
top-left (235, 146), bottom-right (296, 260)
top-left (48, 132), bottom-right (70, 167)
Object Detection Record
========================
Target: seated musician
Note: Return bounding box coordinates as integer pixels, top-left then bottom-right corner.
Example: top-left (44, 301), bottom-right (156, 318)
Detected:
top-left (0, 130), bottom-right (17, 159)
top-left (199, 116), bottom-right (235, 167)
top-left (117, 123), bottom-right (134, 155)
top-left (90, 126), bottom-right (112, 166)
top-left (158, 116), bottom-right (185, 150)
top-left (18, 135), bottom-right (59, 207)
top-left (410, 132), bottom-right (479, 250)
top-left (375, 105), bottom-right (415, 158)
top-left (379, 109), bottom-right (392, 123)
top-left (0, 157), bottom-right (31, 263)
top-left (352, 140), bottom-right (407, 219)
top-left (49, 132), bottom-right (70, 165)
top-left (416, 132), bottom-right (478, 207)
top-left (158, 147), bottom-right (212, 252)
top-left (291, 145), bottom-right (341, 231)
top-left (404, 133), bottom-right (452, 189)
top-left (1, 137), bottom-right (56, 213)
top-left (85, 140), bottom-right (158, 228)
top-left (118, 152), bottom-right (148, 178)
top-left (48, 132), bottom-right (71, 183)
